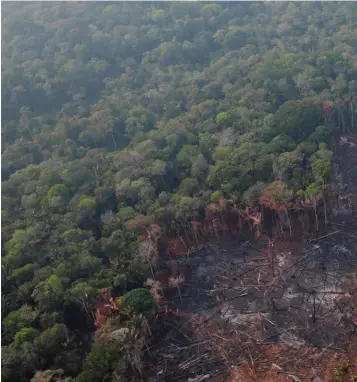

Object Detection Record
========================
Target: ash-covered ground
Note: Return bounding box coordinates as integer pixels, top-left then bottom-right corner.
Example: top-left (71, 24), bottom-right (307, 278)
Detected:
top-left (171, 234), bottom-right (357, 351)
top-left (148, 231), bottom-right (357, 382)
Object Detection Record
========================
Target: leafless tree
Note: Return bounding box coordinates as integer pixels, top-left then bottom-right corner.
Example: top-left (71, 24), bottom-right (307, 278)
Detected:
top-left (137, 240), bottom-right (158, 279)
top-left (169, 275), bottom-right (185, 304)
top-left (218, 127), bottom-right (235, 147)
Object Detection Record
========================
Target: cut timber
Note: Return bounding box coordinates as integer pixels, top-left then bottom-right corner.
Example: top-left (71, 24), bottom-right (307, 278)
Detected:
top-left (310, 230), bottom-right (340, 242)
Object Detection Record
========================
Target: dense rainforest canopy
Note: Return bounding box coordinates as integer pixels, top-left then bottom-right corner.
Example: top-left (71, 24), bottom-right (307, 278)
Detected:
top-left (2, 2), bottom-right (357, 381)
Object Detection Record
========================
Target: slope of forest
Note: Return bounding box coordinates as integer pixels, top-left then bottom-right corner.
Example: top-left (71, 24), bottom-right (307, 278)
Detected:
top-left (2, 2), bottom-right (357, 381)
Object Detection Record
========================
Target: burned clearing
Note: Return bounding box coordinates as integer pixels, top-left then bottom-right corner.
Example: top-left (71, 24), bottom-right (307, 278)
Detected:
top-left (148, 228), bottom-right (357, 381)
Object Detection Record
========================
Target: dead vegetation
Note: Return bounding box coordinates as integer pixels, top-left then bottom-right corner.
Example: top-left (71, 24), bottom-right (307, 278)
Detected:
top-left (144, 223), bottom-right (357, 382)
